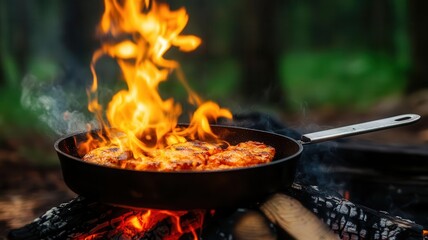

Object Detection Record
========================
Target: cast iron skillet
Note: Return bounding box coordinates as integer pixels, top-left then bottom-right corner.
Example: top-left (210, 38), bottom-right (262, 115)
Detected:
top-left (55, 114), bottom-right (420, 210)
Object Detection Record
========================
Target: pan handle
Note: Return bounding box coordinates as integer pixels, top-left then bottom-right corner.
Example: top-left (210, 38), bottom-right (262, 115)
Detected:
top-left (300, 114), bottom-right (420, 144)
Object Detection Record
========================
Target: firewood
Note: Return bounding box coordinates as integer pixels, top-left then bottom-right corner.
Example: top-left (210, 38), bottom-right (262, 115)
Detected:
top-left (289, 183), bottom-right (427, 240)
top-left (233, 210), bottom-right (276, 240)
top-left (8, 184), bottom-right (426, 240)
top-left (261, 194), bottom-right (338, 240)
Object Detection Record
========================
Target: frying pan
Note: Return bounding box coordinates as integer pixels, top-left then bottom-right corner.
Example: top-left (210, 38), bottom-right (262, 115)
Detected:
top-left (55, 114), bottom-right (420, 210)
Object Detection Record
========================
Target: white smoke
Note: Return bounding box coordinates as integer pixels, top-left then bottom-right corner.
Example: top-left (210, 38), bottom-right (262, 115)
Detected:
top-left (20, 74), bottom-right (98, 135)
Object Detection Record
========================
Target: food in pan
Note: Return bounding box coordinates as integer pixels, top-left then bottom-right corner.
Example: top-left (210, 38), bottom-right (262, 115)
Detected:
top-left (82, 140), bottom-right (275, 171)
top-left (205, 141), bottom-right (276, 170)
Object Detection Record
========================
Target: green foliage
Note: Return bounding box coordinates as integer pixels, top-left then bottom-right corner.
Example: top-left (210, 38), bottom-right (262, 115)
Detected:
top-left (196, 59), bottom-right (241, 100)
top-left (280, 50), bottom-right (407, 110)
top-left (0, 87), bottom-right (40, 131)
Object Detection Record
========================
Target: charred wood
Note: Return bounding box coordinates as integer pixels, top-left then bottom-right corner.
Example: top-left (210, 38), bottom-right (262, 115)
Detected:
top-left (7, 197), bottom-right (203, 240)
top-left (289, 183), bottom-right (426, 240)
top-left (7, 197), bottom-right (127, 240)
top-left (8, 184), bottom-right (427, 240)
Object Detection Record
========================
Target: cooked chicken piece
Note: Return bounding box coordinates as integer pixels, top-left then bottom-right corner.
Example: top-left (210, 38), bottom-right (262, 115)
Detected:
top-left (82, 146), bottom-right (163, 170)
top-left (82, 146), bottom-right (132, 167)
top-left (205, 141), bottom-right (275, 170)
top-left (152, 140), bottom-right (223, 171)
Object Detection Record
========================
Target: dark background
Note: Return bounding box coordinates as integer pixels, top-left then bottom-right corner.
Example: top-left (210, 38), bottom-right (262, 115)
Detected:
top-left (1, 0), bottom-right (428, 236)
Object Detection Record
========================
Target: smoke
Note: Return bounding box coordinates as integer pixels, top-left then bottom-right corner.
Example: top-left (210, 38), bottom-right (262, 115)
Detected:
top-left (20, 74), bottom-right (98, 136)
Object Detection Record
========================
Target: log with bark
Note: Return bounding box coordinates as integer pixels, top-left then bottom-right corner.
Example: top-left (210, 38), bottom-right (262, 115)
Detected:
top-left (235, 183), bottom-right (427, 240)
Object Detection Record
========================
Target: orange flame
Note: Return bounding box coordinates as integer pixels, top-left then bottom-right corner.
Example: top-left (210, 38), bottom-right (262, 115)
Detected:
top-left (72, 1), bottom-right (222, 239)
top-left (82, 0), bottom-right (232, 158)
top-left (74, 209), bottom-right (205, 239)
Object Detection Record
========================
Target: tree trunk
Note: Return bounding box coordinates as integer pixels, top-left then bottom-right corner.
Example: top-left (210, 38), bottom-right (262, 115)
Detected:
top-left (407, 0), bottom-right (428, 92)
top-left (238, 0), bottom-right (285, 107)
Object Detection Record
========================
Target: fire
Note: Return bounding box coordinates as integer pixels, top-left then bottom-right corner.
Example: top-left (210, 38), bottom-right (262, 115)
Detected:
top-left (73, 1), bottom-right (229, 238)
top-left (74, 209), bottom-right (205, 239)
top-left (81, 0), bottom-right (232, 159)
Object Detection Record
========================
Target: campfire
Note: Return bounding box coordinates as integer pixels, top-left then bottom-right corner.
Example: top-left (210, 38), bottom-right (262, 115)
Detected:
top-left (68, 0), bottom-right (231, 238)
top-left (8, 181), bottom-right (428, 240)
top-left (8, 112), bottom-right (428, 239)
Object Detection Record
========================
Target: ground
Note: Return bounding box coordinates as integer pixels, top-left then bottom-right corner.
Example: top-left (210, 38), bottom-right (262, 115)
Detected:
top-left (0, 151), bottom-right (75, 237)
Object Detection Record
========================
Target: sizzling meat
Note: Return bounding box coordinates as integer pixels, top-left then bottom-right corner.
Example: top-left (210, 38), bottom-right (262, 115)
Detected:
top-left (83, 140), bottom-right (275, 171)
top-left (152, 140), bottom-right (223, 170)
top-left (82, 146), bottom-right (132, 167)
top-left (205, 141), bottom-right (276, 170)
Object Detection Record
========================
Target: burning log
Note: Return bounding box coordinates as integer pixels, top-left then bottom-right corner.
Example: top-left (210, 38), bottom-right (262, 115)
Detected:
top-left (8, 183), bottom-right (426, 240)
top-left (7, 197), bottom-right (117, 240)
top-left (7, 197), bottom-right (204, 240)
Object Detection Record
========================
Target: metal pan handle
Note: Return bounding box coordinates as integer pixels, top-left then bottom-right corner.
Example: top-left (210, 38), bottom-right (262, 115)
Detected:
top-left (300, 114), bottom-right (420, 144)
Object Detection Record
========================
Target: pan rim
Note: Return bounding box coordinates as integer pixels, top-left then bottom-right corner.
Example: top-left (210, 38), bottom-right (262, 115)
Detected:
top-left (54, 124), bottom-right (304, 174)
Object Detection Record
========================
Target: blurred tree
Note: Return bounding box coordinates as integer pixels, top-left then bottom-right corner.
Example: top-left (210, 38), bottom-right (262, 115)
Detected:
top-left (362, 0), bottom-right (394, 52)
top-left (63, 0), bottom-right (102, 63)
top-left (407, 0), bottom-right (428, 92)
top-left (238, 0), bottom-right (285, 107)
top-left (0, 0), bottom-right (30, 89)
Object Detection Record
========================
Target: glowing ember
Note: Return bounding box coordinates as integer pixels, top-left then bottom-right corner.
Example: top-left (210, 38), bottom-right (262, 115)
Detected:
top-left (73, 209), bottom-right (205, 240)
top-left (80, 0), bottom-right (232, 159)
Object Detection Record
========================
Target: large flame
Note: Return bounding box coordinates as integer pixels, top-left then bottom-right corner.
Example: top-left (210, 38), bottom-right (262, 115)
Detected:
top-left (83, 0), bottom-right (232, 159)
